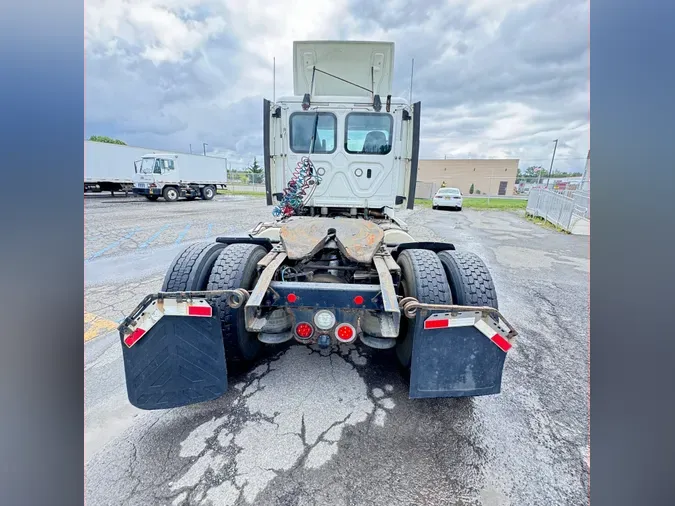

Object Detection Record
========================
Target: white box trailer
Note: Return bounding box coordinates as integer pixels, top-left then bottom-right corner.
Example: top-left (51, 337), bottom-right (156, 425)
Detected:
top-left (84, 140), bottom-right (157, 194)
top-left (132, 152), bottom-right (228, 202)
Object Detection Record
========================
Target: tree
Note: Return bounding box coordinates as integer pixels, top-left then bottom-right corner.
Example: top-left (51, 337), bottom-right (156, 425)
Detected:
top-left (247, 157), bottom-right (263, 184)
top-left (469, 183), bottom-right (475, 195)
top-left (523, 165), bottom-right (544, 180)
top-left (550, 171), bottom-right (583, 178)
top-left (89, 135), bottom-right (126, 145)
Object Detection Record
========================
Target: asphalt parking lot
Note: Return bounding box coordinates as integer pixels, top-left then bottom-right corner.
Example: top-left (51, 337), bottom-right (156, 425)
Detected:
top-left (84, 194), bottom-right (590, 506)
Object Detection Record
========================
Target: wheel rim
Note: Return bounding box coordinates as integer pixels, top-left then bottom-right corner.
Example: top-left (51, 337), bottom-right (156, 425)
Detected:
top-left (167, 189), bottom-right (177, 200)
top-left (205, 188), bottom-right (213, 198)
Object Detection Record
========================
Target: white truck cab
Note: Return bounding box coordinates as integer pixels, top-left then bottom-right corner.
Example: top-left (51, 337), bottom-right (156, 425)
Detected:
top-left (263, 41), bottom-right (421, 217)
top-left (132, 153), bottom-right (226, 202)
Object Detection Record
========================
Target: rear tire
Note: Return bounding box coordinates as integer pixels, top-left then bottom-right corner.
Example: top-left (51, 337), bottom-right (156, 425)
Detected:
top-left (437, 251), bottom-right (498, 309)
top-left (207, 243), bottom-right (267, 365)
top-left (163, 186), bottom-right (179, 202)
top-left (162, 242), bottom-right (227, 292)
top-left (201, 185), bottom-right (216, 200)
top-left (395, 249), bottom-right (452, 369)
top-left (145, 195), bottom-right (159, 201)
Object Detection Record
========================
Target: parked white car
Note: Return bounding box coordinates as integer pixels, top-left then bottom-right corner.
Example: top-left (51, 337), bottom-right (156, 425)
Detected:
top-left (432, 187), bottom-right (463, 210)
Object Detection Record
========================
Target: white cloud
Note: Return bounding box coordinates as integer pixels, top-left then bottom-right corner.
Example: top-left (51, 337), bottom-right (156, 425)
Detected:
top-left (85, 0), bottom-right (590, 171)
top-left (86, 0), bottom-right (226, 63)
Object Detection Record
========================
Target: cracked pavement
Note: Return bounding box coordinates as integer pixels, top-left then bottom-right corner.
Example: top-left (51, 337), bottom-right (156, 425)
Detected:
top-left (85, 195), bottom-right (589, 505)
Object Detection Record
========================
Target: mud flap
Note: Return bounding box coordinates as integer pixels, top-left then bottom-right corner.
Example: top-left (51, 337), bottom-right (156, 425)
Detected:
top-left (408, 313), bottom-right (507, 398)
top-left (120, 315), bottom-right (228, 410)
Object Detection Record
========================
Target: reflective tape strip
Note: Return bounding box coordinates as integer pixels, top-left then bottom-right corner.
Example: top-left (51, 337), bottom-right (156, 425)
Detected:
top-left (424, 312), bottom-right (513, 353)
top-left (474, 319), bottom-right (512, 352)
top-left (423, 314), bottom-right (475, 330)
top-left (124, 328), bottom-right (146, 348)
top-left (188, 305), bottom-right (212, 317)
top-left (123, 298), bottom-right (213, 348)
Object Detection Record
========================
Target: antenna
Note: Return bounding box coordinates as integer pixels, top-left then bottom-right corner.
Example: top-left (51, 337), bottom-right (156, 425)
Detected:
top-left (273, 57), bottom-right (276, 103)
top-left (409, 58), bottom-right (415, 104)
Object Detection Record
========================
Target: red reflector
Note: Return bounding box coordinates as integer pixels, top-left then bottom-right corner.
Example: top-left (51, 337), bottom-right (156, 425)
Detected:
top-left (335, 324), bottom-right (355, 342)
top-left (353, 295), bottom-right (364, 305)
top-left (124, 328), bottom-right (146, 348)
top-left (295, 322), bottom-right (313, 339)
top-left (188, 305), bottom-right (212, 317)
top-left (491, 334), bottom-right (512, 352)
top-left (287, 293), bottom-right (298, 303)
top-left (424, 319), bottom-right (449, 329)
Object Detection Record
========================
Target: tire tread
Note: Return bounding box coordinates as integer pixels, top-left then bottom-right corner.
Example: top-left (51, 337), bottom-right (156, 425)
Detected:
top-left (207, 243), bottom-right (267, 363)
top-left (437, 251), bottom-right (498, 308)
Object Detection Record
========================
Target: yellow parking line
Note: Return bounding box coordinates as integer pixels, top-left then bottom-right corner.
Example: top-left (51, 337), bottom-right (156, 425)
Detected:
top-left (84, 312), bottom-right (119, 341)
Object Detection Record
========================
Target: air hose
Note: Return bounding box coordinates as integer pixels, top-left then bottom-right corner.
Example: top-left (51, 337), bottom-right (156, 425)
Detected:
top-left (272, 156), bottom-right (322, 217)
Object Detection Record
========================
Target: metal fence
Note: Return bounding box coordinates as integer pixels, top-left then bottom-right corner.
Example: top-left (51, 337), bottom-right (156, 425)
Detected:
top-left (526, 187), bottom-right (590, 232)
top-left (572, 190), bottom-right (590, 219)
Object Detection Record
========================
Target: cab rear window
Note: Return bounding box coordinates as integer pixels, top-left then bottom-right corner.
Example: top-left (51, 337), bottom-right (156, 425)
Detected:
top-left (345, 113), bottom-right (393, 155)
top-left (289, 112), bottom-right (337, 154)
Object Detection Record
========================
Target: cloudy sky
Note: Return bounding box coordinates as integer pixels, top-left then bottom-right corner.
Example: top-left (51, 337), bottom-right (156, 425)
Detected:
top-left (85, 0), bottom-right (589, 172)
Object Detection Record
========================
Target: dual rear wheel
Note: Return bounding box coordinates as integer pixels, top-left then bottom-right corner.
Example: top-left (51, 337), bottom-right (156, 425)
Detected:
top-left (394, 249), bottom-right (499, 368)
top-left (162, 241), bottom-right (267, 368)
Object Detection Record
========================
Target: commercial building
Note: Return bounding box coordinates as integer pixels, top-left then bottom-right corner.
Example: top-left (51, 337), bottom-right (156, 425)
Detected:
top-left (415, 158), bottom-right (519, 198)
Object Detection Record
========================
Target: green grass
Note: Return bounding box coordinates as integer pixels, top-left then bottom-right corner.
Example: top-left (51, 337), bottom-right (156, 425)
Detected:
top-left (218, 188), bottom-right (266, 197)
top-left (525, 214), bottom-right (570, 233)
top-left (415, 197), bottom-right (527, 210)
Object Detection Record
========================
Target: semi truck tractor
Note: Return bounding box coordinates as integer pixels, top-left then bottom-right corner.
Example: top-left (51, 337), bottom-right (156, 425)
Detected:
top-left (132, 152), bottom-right (228, 202)
top-left (117, 40), bottom-right (518, 410)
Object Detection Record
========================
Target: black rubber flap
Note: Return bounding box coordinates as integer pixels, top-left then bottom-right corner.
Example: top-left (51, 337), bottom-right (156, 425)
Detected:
top-left (409, 313), bottom-right (506, 398)
top-left (121, 315), bottom-right (228, 410)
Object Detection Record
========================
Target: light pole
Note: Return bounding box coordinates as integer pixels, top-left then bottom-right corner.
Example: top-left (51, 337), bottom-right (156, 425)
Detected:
top-left (203, 143), bottom-right (208, 156)
top-left (546, 139), bottom-right (558, 189)
top-left (189, 144), bottom-right (192, 154)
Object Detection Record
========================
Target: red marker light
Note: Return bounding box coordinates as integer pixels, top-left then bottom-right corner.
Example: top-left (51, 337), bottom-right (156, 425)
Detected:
top-left (335, 323), bottom-right (356, 343)
top-left (287, 293), bottom-right (298, 303)
top-left (295, 322), bottom-right (313, 340)
top-left (353, 295), bottom-right (364, 305)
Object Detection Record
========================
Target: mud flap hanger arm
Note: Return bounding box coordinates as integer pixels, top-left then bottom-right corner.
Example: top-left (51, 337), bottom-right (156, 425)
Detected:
top-left (399, 297), bottom-right (519, 340)
top-left (117, 288), bottom-right (250, 336)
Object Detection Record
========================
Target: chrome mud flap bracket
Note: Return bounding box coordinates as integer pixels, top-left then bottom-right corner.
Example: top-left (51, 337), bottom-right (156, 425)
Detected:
top-left (405, 302), bottom-right (517, 399)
